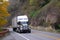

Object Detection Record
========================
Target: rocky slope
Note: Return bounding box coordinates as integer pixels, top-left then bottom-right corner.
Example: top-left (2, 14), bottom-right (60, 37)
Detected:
top-left (8, 0), bottom-right (60, 30)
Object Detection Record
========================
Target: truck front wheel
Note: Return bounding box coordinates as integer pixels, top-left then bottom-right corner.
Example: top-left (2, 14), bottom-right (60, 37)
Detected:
top-left (28, 29), bottom-right (31, 33)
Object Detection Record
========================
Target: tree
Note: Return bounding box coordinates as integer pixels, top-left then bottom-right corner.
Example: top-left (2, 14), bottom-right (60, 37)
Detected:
top-left (0, 0), bottom-right (10, 31)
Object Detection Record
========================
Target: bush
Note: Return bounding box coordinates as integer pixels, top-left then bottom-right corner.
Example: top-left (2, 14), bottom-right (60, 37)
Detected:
top-left (56, 29), bottom-right (60, 33)
top-left (0, 0), bottom-right (10, 31)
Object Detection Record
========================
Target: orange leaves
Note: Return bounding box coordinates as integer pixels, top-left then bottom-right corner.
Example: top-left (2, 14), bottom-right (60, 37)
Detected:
top-left (2, 1), bottom-right (10, 8)
top-left (0, 0), bottom-right (10, 27)
top-left (0, 19), bottom-right (7, 27)
top-left (0, 0), bottom-right (10, 17)
top-left (0, 6), bottom-right (10, 17)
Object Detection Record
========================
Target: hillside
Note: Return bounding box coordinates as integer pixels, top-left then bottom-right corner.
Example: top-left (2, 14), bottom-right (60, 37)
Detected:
top-left (8, 0), bottom-right (60, 31)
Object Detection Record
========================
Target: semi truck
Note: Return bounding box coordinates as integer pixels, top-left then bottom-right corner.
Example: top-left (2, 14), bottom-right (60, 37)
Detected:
top-left (12, 15), bottom-right (31, 33)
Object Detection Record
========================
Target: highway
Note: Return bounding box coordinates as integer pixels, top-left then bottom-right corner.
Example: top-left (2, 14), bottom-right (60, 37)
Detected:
top-left (2, 29), bottom-right (60, 40)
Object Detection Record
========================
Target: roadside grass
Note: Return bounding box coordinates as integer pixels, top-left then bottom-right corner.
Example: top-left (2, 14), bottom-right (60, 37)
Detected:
top-left (55, 29), bottom-right (60, 33)
top-left (30, 25), bottom-right (60, 33)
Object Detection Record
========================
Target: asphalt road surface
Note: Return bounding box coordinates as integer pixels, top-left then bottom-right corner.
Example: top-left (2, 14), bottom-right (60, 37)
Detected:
top-left (1, 29), bottom-right (60, 40)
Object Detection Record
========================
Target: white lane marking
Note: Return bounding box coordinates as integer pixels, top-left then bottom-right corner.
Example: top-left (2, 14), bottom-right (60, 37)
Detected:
top-left (16, 33), bottom-right (30, 40)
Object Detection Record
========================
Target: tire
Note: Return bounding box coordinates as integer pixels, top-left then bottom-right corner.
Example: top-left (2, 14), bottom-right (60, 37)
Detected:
top-left (19, 30), bottom-right (23, 33)
top-left (28, 29), bottom-right (31, 33)
top-left (13, 28), bottom-right (17, 32)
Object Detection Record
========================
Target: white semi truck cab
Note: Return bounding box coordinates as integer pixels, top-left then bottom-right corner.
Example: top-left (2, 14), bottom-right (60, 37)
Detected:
top-left (12, 15), bottom-right (31, 33)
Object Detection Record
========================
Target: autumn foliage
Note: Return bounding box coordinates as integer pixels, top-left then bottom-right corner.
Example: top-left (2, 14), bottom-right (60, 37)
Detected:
top-left (0, 0), bottom-right (10, 27)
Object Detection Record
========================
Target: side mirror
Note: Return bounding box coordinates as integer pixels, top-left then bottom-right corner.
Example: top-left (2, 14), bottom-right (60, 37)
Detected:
top-left (17, 22), bottom-right (21, 25)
